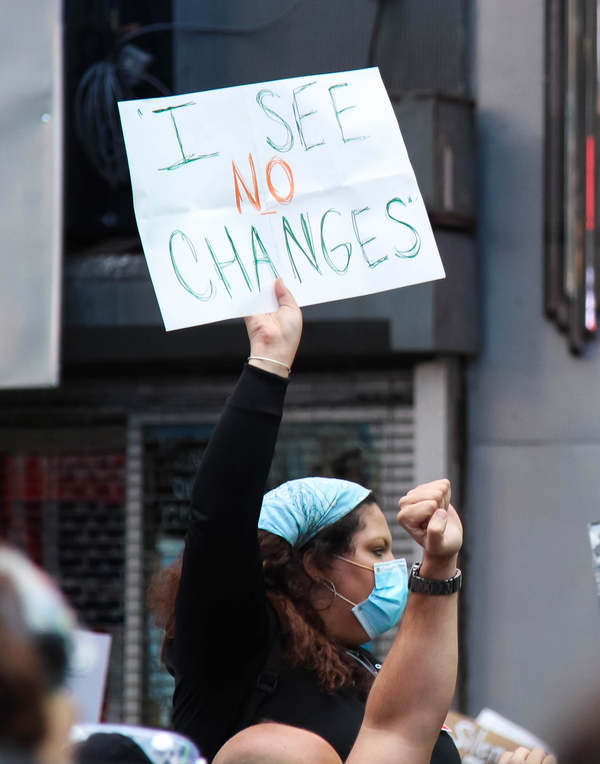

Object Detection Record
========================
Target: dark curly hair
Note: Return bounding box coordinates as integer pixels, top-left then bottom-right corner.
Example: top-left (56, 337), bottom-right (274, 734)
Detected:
top-left (148, 494), bottom-right (377, 695)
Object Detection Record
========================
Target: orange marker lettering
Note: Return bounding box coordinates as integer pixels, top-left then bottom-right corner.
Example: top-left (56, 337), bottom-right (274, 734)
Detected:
top-left (232, 153), bottom-right (262, 214)
top-left (266, 157), bottom-right (295, 205)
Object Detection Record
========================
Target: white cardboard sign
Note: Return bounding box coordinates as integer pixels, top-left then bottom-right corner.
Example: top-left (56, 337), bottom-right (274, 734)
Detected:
top-left (118, 68), bottom-right (445, 330)
top-left (67, 629), bottom-right (112, 723)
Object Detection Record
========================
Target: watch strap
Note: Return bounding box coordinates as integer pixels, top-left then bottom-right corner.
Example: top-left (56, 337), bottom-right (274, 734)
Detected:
top-left (408, 562), bottom-right (462, 595)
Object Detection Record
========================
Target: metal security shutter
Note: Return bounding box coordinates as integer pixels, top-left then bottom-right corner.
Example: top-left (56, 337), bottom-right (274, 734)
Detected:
top-left (0, 426), bottom-right (126, 722)
top-left (124, 369), bottom-right (416, 726)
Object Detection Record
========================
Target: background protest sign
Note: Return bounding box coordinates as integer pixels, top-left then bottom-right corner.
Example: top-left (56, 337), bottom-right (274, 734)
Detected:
top-left (119, 67), bottom-right (445, 331)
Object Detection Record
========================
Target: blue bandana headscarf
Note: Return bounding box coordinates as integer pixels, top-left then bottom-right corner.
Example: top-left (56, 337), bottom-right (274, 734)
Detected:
top-left (258, 477), bottom-right (371, 548)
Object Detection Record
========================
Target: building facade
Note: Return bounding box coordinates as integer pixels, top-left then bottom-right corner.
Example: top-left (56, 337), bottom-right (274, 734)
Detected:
top-left (1, 0), bottom-right (597, 745)
top-left (467, 0), bottom-right (600, 740)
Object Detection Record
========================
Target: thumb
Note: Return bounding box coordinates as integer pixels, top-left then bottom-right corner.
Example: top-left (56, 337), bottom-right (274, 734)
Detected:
top-left (426, 508), bottom-right (448, 541)
top-left (274, 278), bottom-right (298, 309)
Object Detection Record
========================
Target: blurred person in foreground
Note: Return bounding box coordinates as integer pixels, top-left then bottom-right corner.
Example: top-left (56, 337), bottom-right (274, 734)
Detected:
top-left (0, 543), bottom-right (163, 764)
top-left (0, 545), bottom-right (171, 764)
top-left (0, 544), bottom-right (77, 764)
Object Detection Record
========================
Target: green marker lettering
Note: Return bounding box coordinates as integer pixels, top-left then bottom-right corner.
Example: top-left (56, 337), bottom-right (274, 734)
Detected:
top-left (292, 82), bottom-right (326, 151)
top-left (320, 209), bottom-right (352, 273)
top-left (154, 102), bottom-right (219, 171)
top-left (169, 230), bottom-right (214, 301)
top-left (205, 228), bottom-right (253, 299)
top-left (386, 198), bottom-right (421, 258)
top-left (282, 214), bottom-right (321, 283)
top-left (351, 207), bottom-right (387, 268)
top-left (256, 89), bottom-right (294, 153)
top-left (328, 83), bottom-right (368, 143)
top-left (251, 226), bottom-right (279, 290)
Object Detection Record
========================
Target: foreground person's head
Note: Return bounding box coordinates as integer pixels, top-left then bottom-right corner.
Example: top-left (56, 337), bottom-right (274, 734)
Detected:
top-left (73, 732), bottom-right (152, 764)
top-left (71, 725), bottom-right (205, 764)
top-left (0, 544), bottom-right (77, 764)
top-left (213, 723), bottom-right (341, 764)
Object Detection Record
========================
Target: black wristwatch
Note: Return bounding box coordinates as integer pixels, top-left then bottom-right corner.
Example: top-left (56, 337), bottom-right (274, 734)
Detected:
top-left (408, 562), bottom-right (462, 595)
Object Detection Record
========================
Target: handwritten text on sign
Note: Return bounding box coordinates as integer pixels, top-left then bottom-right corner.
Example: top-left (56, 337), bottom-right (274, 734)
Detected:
top-left (118, 68), bottom-right (445, 330)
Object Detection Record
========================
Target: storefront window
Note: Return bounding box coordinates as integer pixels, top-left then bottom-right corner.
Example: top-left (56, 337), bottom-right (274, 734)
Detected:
top-left (140, 412), bottom-right (415, 727)
top-left (545, 0), bottom-right (599, 352)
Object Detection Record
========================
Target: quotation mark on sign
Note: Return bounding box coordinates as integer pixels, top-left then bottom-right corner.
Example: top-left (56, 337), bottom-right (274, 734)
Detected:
top-left (394, 195), bottom-right (418, 206)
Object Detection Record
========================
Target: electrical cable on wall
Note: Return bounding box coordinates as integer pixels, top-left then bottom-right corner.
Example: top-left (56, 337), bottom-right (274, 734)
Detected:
top-left (73, 1), bottom-right (305, 187)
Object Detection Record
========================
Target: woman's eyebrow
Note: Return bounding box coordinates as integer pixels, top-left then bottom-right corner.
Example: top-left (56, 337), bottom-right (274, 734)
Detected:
top-left (372, 536), bottom-right (391, 547)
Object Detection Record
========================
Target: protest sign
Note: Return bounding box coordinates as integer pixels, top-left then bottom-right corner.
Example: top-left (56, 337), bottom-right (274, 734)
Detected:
top-left (446, 710), bottom-right (552, 764)
top-left (446, 711), bottom-right (517, 764)
top-left (588, 521), bottom-right (600, 603)
top-left (67, 629), bottom-right (112, 723)
top-left (119, 68), bottom-right (445, 331)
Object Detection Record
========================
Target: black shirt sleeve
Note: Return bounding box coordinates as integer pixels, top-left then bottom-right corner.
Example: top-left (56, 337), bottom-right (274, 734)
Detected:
top-left (170, 364), bottom-right (288, 684)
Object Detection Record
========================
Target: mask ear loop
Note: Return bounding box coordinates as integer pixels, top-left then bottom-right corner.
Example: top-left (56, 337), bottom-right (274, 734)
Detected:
top-left (334, 554), bottom-right (375, 572)
top-left (316, 578), bottom-right (337, 609)
top-left (320, 578), bottom-right (357, 609)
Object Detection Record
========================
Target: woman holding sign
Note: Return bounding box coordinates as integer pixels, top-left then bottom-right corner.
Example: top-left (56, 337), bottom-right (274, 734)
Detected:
top-left (150, 279), bottom-right (461, 763)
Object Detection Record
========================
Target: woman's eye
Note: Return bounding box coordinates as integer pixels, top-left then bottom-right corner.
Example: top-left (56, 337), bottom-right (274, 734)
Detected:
top-left (373, 549), bottom-right (385, 557)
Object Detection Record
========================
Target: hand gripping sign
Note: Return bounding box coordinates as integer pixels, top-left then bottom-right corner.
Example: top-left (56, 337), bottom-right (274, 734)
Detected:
top-left (118, 67), bottom-right (445, 331)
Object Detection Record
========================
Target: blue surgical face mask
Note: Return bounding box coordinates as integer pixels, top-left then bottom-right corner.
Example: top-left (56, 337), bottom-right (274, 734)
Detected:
top-left (331, 556), bottom-right (408, 640)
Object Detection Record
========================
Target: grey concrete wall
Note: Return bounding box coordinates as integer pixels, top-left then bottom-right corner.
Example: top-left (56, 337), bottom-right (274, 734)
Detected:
top-left (467, 0), bottom-right (600, 743)
top-left (0, 0), bottom-right (62, 389)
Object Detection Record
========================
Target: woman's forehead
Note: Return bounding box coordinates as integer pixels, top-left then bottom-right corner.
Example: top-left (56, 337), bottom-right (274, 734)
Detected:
top-left (355, 503), bottom-right (392, 540)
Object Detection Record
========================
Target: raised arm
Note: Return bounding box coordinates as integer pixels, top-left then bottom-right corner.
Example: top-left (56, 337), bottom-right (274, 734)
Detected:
top-left (172, 280), bottom-right (302, 674)
top-left (347, 479), bottom-right (462, 764)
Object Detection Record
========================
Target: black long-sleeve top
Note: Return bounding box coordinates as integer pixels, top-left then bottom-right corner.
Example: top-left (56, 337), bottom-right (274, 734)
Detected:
top-left (166, 365), bottom-right (460, 764)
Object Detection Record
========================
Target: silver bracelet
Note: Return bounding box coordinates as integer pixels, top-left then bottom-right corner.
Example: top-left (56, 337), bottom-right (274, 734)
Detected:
top-left (247, 355), bottom-right (291, 373)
